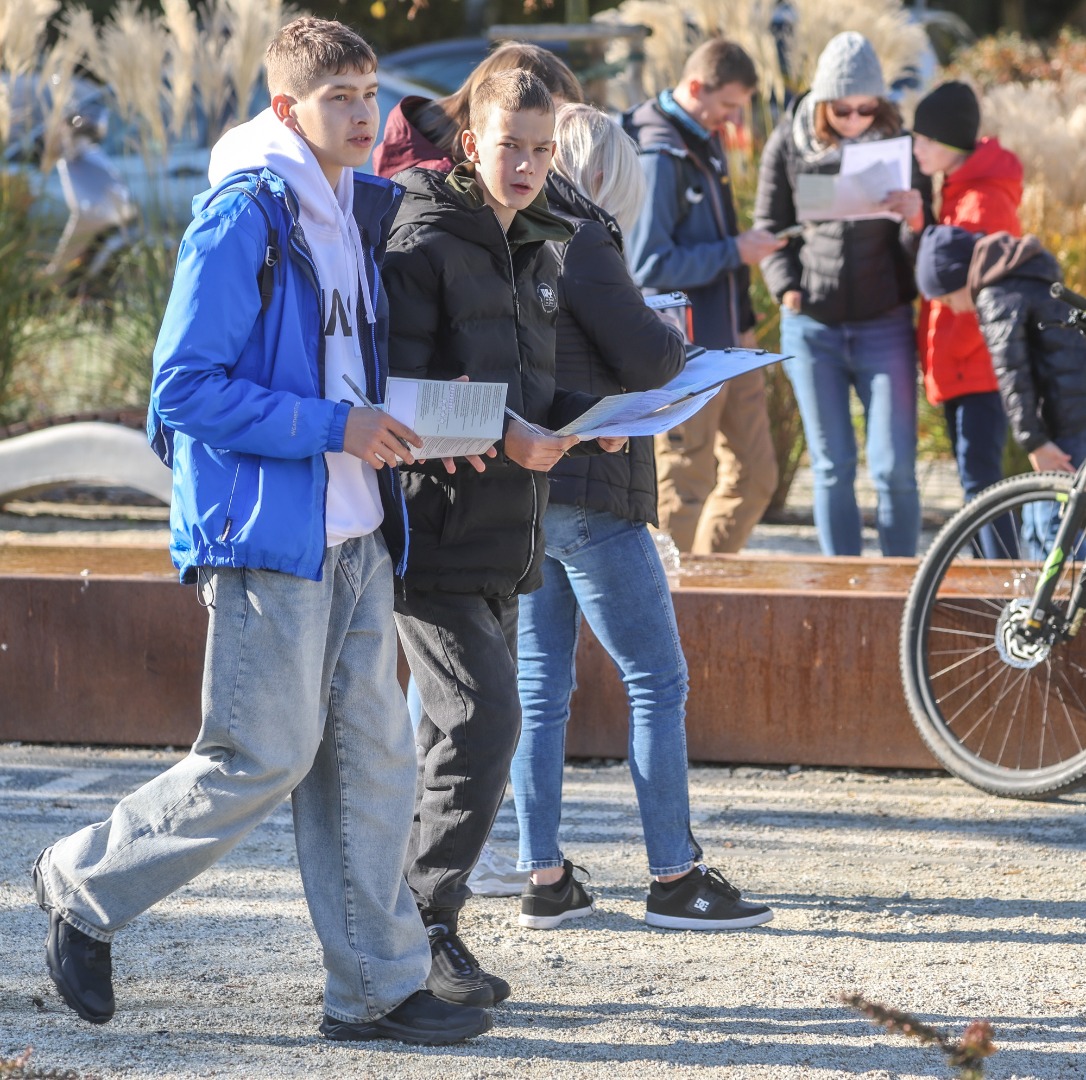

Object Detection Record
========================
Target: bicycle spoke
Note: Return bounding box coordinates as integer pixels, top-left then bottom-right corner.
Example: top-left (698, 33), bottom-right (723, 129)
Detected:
top-left (927, 640), bottom-right (999, 681)
top-left (929, 604), bottom-right (1001, 628)
top-left (936, 652), bottom-right (1025, 725)
top-left (1051, 670), bottom-right (1086, 756)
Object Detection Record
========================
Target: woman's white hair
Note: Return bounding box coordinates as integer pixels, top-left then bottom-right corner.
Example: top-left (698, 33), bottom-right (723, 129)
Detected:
top-left (551, 103), bottom-right (646, 235)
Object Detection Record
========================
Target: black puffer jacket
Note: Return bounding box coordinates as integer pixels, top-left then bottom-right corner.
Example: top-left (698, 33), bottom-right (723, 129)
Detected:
top-left (971, 239), bottom-right (1086, 453)
top-left (754, 93), bottom-right (931, 325)
top-left (383, 165), bottom-right (595, 598)
top-left (544, 173), bottom-right (687, 524)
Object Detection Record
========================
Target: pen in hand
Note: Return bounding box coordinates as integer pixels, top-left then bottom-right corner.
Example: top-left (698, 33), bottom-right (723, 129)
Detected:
top-left (341, 373), bottom-right (416, 455)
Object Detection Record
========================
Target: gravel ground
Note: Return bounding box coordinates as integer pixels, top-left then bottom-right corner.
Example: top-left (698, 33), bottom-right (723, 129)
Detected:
top-left (2, 744), bottom-right (1084, 1080)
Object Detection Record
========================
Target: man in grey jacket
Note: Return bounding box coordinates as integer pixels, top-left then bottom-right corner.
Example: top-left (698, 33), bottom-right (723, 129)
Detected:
top-left (624, 38), bottom-right (783, 554)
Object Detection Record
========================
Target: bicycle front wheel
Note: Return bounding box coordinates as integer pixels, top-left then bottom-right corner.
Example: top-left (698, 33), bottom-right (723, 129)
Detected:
top-left (900, 472), bottom-right (1086, 798)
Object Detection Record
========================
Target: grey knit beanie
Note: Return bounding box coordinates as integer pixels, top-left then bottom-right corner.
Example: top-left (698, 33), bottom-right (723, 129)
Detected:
top-left (810, 32), bottom-right (886, 103)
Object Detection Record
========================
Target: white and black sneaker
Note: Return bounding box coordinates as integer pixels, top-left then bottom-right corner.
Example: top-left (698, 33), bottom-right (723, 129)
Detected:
top-left (518, 860), bottom-right (595, 930)
top-left (645, 865), bottom-right (774, 930)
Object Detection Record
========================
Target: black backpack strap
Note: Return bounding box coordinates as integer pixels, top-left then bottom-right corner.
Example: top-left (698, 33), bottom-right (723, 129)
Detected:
top-left (216, 177), bottom-right (281, 313)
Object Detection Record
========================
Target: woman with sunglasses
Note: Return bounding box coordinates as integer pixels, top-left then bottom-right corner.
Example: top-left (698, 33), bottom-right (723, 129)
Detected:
top-left (754, 31), bottom-right (931, 556)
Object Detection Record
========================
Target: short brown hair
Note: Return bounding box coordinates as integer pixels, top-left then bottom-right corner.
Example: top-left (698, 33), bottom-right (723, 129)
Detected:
top-left (414, 42), bottom-right (581, 161)
top-left (265, 17), bottom-right (376, 99)
top-left (467, 69), bottom-right (554, 134)
top-left (813, 99), bottom-right (902, 145)
top-left (680, 38), bottom-right (757, 92)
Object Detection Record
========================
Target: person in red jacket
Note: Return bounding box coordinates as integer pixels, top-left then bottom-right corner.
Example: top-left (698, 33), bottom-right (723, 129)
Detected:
top-left (912, 81), bottom-right (1024, 552)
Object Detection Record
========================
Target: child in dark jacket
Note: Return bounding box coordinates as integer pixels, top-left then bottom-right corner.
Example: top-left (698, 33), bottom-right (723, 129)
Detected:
top-left (382, 69), bottom-right (621, 1012)
top-left (917, 224), bottom-right (1086, 555)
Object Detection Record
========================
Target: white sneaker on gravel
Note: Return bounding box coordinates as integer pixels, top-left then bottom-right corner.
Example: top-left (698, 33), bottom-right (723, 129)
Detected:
top-left (467, 843), bottom-right (528, 897)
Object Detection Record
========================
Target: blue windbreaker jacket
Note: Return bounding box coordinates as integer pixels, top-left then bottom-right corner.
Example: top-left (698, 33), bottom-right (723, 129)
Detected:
top-left (147, 168), bottom-right (407, 583)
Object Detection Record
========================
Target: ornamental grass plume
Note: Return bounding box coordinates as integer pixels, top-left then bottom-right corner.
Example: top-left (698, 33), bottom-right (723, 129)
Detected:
top-left (86, 0), bottom-right (170, 157)
top-left (0, 0), bottom-right (58, 144)
top-left (844, 992), bottom-right (998, 1079)
top-left (968, 55), bottom-right (1086, 283)
top-left (982, 75), bottom-right (1086, 228)
top-left (37, 7), bottom-right (93, 175)
top-left (219, 0), bottom-right (288, 143)
top-left (593, 0), bottom-right (927, 108)
top-left (0, 0), bottom-right (58, 78)
top-left (160, 0), bottom-right (198, 140)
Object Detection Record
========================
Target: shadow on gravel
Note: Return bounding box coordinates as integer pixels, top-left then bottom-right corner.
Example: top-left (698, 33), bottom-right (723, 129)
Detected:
top-left (329, 1002), bottom-right (1086, 1076)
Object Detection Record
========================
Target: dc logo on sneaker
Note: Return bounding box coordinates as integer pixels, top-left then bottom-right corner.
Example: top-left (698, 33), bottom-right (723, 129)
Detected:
top-left (537, 282), bottom-right (558, 313)
top-left (692, 897), bottom-right (711, 913)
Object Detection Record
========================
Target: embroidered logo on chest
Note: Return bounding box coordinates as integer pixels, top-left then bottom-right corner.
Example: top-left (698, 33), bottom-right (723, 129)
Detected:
top-left (537, 282), bottom-right (558, 313)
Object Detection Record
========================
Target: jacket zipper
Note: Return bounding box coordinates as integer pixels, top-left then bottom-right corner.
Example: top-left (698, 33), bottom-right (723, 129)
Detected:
top-left (288, 218), bottom-right (331, 558)
top-left (689, 150), bottom-right (741, 339)
top-left (361, 230), bottom-right (411, 582)
top-left (496, 214), bottom-right (539, 597)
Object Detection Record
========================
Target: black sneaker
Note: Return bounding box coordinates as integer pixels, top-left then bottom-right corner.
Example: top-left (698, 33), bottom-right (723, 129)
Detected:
top-left (518, 860), bottom-right (595, 930)
top-left (425, 922), bottom-right (510, 1007)
top-left (645, 864), bottom-right (774, 931)
top-left (32, 851), bottom-right (115, 1024)
top-left (319, 990), bottom-right (491, 1045)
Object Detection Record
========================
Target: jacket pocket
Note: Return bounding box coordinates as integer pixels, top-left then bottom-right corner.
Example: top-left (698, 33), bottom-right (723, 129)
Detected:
top-left (218, 453), bottom-right (259, 542)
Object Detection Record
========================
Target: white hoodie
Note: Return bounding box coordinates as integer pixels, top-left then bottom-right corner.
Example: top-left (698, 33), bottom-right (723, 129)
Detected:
top-left (208, 108), bottom-right (382, 546)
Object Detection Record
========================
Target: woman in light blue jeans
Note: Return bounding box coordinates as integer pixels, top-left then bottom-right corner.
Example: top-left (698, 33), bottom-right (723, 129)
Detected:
top-left (510, 104), bottom-right (775, 933)
top-left (781, 304), bottom-right (920, 555)
top-left (754, 31), bottom-right (930, 556)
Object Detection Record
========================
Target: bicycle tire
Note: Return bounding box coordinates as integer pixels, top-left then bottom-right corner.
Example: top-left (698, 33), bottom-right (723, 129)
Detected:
top-left (900, 471), bottom-right (1086, 798)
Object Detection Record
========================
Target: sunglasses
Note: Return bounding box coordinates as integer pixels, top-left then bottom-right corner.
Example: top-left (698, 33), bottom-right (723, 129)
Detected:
top-left (829, 101), bottom-right (880, 119)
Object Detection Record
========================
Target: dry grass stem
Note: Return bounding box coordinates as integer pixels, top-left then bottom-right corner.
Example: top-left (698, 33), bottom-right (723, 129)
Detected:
top-left (37, 7), bottom-right (93, 175)
top-left (90, 0), bottom-right (169, 156)
top-left (0, 0), bottom-right (59, 78)
top-left (219, 0), bottom-right (287, 143)
top-left (161, 0), bottom-right (198, 140)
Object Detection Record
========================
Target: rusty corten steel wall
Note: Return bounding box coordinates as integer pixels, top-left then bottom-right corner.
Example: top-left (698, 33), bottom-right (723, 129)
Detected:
top-left (565, 588), bottom-right (935, 769)
top-left (0, 559), bottom-right (935, 768)
top-left (0, 576), bottom-right (204, 745)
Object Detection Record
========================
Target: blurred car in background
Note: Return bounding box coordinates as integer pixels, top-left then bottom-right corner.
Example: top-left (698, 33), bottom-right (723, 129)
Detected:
top-left (381, 37), bottom-right (504, 95)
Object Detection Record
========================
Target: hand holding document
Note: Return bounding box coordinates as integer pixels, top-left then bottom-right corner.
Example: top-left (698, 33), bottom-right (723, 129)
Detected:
top-left (796, 135), bottom-right (912, 222)
top-left (382, 377), bottom-right (507, 459)
top-left (525, 348), bottom-right (786, 441)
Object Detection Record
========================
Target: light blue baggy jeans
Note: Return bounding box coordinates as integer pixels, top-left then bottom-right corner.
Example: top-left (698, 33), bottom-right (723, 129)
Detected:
top-left (510, 504), bottom-right (700, 878)
top-left (37, 534), bottom-right (430, 1023)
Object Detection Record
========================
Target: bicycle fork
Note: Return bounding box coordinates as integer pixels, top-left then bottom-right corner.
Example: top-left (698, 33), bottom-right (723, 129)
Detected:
top-left (1025, 471), bottom-right (1086, 640)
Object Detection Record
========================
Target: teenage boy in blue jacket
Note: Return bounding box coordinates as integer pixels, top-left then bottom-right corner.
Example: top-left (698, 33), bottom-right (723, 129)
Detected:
top-left (30, 17), bottom-right (490, 1047)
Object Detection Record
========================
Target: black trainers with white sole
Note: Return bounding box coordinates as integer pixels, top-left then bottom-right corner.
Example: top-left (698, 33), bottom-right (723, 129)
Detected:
top-left (518, 860), bottom-right (595, 930)
top-left (645, 864), bottom-right (774, 930)
top-left (319, 990), bottom-right (492, 1045)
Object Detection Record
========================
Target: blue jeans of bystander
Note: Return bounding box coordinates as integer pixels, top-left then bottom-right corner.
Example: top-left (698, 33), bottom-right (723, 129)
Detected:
top-left (782, 304), bottom-right (919, 556)
top-left (510, 504), bottom-right (699, 878)
top-left (945, 391), bottom-right (1015, 558)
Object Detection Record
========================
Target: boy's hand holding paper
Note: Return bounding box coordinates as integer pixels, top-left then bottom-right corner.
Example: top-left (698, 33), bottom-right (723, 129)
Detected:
top-left (382, 376), bottom-right (508, 470)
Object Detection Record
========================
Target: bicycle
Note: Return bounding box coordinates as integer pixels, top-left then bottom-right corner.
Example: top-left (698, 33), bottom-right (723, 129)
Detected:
top-left (899, 281), bottom-right (1086, 799)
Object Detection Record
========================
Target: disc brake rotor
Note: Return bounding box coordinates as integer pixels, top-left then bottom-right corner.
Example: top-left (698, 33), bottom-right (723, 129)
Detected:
top-left (995, 598), bottom-right (1051, 669)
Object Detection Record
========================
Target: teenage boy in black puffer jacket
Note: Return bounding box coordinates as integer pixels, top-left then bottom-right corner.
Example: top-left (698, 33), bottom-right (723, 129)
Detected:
top-left (382, 68), bottom-right (621, 1013)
